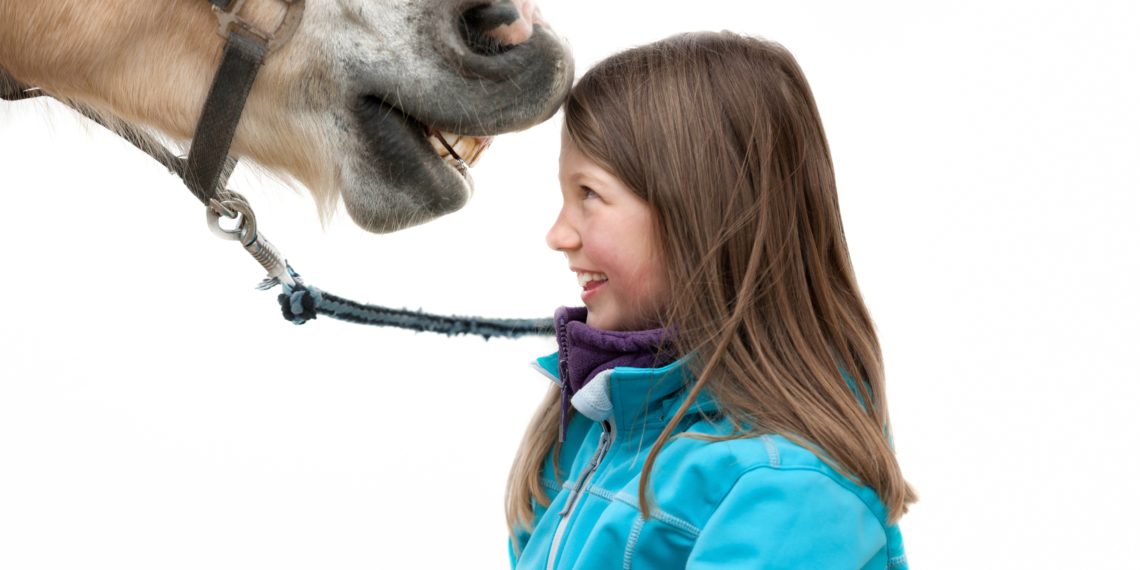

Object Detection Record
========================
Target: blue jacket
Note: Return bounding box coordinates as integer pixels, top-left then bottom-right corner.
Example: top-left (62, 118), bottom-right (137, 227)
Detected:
top-left (510, 353), bottom-right (908, 569)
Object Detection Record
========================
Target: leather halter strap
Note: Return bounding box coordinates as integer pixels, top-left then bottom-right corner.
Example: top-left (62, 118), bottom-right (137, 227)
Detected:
top-left (186, 0), bottom-right (304, 204)
top-left (2, 1), bottom-right (312, 291)
top-left (1, 0), bottom-right (304, 207)
top-left (184, 29), bottom-right (267, 205)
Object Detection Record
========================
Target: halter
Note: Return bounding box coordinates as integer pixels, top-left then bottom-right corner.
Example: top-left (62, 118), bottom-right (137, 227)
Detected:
top-left (0, 0), bottom-right (554, 339)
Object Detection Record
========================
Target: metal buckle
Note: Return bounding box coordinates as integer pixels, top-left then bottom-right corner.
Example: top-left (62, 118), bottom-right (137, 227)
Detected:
top-left (207, 191), bottom-right (258, 245)
top-left (213, 0), bottom-right (305, 52)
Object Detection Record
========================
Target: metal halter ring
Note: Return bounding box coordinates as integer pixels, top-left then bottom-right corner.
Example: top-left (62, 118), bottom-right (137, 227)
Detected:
top-left (213, 0), bottom-right (305, 52)
top-left (207, 193), bottom-right (258, 246)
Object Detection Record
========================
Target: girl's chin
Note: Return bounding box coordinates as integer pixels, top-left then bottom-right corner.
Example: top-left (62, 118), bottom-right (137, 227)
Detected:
top-left (585, 304), bottom-right (667, 332)
top-left (584, 308), bottom-right (614, 330)
top-left (585, 308), bottom-right (637, 332)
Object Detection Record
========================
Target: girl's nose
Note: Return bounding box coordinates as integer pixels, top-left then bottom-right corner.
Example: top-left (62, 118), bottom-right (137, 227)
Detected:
top-left (545, 209), bottom-right (580, 251)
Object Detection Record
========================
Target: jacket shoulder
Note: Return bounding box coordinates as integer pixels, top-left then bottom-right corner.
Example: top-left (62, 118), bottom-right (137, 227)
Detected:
top-left (650, 420), bottom-right (892, 530)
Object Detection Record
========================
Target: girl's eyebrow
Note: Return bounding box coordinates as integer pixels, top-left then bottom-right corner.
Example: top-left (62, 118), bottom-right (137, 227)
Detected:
top-left (569, 170), bottom-right (608, 188)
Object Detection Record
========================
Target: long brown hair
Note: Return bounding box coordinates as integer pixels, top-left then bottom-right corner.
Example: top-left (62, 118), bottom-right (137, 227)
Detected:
top-left (507, 32), bottom-right (916, 533)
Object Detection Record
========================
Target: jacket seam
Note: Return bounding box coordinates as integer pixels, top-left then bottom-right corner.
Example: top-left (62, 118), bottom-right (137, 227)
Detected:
top-left (760, 435), bottom-right (781, 466)
top-left (887, 554), bottom-right (908, 568)
top-left (697, 465), bottom-right (890, 538)
top-left (622, 517), bottom-right (645, 570)
top-left (582, 486), bottom-right (701, 537)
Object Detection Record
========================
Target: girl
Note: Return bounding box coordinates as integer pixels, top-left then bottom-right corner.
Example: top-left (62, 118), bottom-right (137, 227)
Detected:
top-left (507, 32), bottom-right (915, 568)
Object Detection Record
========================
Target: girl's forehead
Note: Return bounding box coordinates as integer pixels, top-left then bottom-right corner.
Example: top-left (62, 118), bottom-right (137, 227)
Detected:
top-left (558, 124), bottom-right (626, 189)
top-left (559, 140), bottom-right (606, 180)
top-left (558, 133), bottom-right (589, 168)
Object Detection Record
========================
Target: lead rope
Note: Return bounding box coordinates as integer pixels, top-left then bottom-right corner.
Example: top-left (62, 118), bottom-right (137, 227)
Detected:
top-left (277, 267), bottom-right (554, 338)
top-left (0, 1), bottom-right (554, 340)
top-left (204, 188), bottom-right (554, 338)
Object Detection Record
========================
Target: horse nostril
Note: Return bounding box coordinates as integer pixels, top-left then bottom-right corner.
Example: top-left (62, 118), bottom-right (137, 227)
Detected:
top-left (459, 2), bottom-right (525, 56)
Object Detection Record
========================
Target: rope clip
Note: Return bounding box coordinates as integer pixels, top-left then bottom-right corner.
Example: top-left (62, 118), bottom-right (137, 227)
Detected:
top-left (206, 190), bottom-right (295, 288)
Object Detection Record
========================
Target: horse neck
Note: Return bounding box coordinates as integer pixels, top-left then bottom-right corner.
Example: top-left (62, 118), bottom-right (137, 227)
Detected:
top-left (0, 0), bottom-right (285, 141)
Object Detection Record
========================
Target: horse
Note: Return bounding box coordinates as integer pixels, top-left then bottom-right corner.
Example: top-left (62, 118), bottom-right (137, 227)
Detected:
top-left (0, 0), bottom-right (574, 233)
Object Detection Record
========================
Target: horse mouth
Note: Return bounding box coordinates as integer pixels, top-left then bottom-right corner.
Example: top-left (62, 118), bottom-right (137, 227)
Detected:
top-left (357, 95), bottom-right (493, 183)
top-left (345, 95), bottom-right (501, 232)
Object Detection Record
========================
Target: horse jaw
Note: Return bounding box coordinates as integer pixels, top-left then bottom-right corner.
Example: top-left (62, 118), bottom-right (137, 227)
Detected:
top-left (0, 0), bottom-right (574, 234)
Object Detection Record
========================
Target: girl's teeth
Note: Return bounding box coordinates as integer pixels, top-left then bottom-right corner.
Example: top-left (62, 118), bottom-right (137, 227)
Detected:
top-left (577, 272), bottom-right (609, 287)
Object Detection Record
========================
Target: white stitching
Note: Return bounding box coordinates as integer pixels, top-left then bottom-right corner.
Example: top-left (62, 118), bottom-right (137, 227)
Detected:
top-left (887, 554), bottom-right (908, 568)
top-left (760, 435), bottom-right (780, 466)
top-left (582, 486), bottom-right (701, 537)
top-left (622, 517), bottom-right (645, 570)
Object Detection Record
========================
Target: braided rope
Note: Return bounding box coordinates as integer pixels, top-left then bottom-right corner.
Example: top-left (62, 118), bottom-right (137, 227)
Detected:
top-left (276, 267), bottom-right (554, 339)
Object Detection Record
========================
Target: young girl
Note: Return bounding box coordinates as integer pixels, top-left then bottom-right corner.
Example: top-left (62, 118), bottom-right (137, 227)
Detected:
top-left (507, 32), bottom-right (915, 568)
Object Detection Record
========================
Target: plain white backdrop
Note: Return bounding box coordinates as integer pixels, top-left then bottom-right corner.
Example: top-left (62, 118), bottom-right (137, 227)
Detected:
top-left (2, 1), bottom-right (1138, 568)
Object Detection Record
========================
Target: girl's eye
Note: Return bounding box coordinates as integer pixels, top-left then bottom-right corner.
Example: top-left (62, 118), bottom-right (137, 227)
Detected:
top-left (581, 186), bottom-right (599, 199)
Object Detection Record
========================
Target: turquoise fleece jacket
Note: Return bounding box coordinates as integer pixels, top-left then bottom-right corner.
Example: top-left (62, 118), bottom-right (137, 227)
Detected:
top-left (510, 353), bottom-right (908, 569)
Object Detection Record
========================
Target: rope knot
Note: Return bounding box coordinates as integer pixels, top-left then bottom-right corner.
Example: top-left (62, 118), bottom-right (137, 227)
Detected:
top-left (278, 285), bottom-right (319, 324)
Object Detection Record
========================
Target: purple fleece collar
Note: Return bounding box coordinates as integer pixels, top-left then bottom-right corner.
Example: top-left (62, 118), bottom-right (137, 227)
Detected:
top-left (555, 306), bottom-right (674, 440)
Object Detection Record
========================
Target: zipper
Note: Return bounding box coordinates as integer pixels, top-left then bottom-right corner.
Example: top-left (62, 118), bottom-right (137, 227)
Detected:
top-left (545, 419), bottom-right (614, 570)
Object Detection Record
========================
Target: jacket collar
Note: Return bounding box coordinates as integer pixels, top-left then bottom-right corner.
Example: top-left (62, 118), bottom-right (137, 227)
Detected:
top-left (535, 351), bottom-right (718, 434)
top-left (551, 306), bottom-right (676, 440)
top-left (553, 306), bottom-right (674, 394)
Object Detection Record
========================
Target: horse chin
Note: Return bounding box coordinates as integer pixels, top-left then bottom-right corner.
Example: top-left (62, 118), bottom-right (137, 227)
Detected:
top-left (345, 96), bottom-right (473, 234)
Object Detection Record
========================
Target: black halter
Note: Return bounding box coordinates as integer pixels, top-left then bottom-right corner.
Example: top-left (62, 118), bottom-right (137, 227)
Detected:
top-left (186, 0), bottom-right (304, 205)
top-left (1, 0), bottom-right (305, 292)
top-left (2, 0), bottom-right (304, 208)
top-left (1, 0), bottom-right (554, 339)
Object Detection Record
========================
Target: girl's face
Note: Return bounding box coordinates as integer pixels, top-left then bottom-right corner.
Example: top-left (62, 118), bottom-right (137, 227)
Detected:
top-left (547, 128), bottom-right (670, 331)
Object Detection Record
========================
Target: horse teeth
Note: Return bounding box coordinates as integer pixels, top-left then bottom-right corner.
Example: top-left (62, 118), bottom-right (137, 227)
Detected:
top-left (426, 130), bottom-right (494, 170)
top-left (453, 137), bottom-right (471, 156)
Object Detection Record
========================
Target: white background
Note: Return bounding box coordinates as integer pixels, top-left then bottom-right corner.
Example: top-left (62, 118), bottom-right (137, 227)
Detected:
top-left (2, 1), bottom-right (1138, 568)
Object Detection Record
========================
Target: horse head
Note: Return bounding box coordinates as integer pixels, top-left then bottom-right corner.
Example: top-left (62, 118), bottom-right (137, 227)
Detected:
top-left (0, 0), bottom-right (574, 232)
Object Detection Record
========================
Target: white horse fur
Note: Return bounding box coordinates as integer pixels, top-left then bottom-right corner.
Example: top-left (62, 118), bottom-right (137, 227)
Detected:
top-left (0, 0), bottom-right (573, 232)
